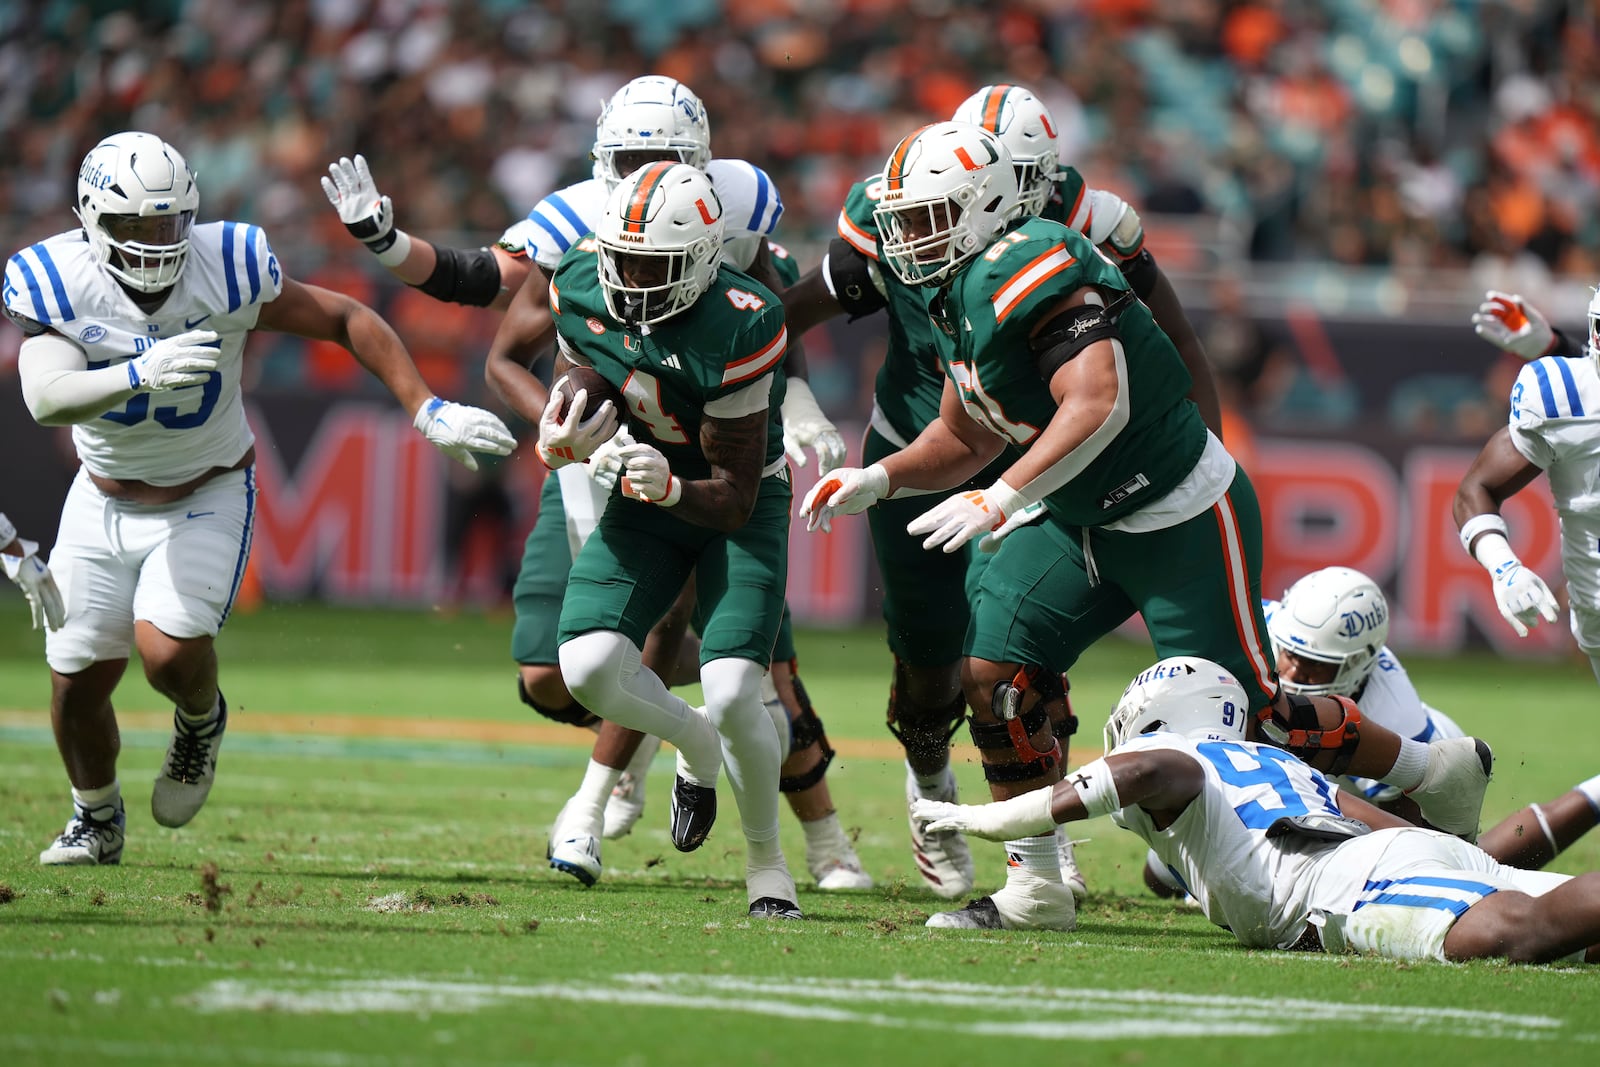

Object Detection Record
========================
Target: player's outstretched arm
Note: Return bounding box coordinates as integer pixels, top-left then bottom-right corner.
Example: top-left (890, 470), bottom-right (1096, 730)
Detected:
top-left (483, 265), bottom-right (556, 425)
top-left (321, 154), bottom-right (527, 310)
top-left (1454, 426), bottom-right (1557, 636)
top-left (17, 327), bottom-right (220, 426)
top-left (257, 278), bottom-right (515, 470)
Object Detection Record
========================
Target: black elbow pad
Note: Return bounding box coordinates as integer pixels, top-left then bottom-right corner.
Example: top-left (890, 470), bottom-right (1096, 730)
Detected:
top-left (1028, 292), bottom-right (1129, 381)
top-left (417, 246), bottom-right (504, 307)
top-left (1118, 248), bottom-right (1159, 300)
top-left (823, 237), bottom-right (887, 320)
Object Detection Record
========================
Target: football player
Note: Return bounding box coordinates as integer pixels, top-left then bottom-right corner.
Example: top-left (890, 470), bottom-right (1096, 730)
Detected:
top-left (322, 75), bottom-right (866, 892)
top-left (1458, 286), bottom-right (1600, 685)
top-left (914, 657), bottom-right (1600, 965)
top-left (543, 162), bottom-right (802, 918)
top-left (1, 510), bottom-right (65, 630)
top-left (5, 131), bottom-right (515, 865)
top-left (782, 84), bottom-right (1219, 903)
top-left (803, 122), bottom-right (1495, 930)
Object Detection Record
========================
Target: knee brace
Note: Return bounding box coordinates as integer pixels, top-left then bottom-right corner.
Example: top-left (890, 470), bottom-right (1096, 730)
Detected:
top-left (1257, 692), bottom-right (1361, 776)
top-left (968, 702), bottom-right (1061, 784)
top-left (778, 669), bottom-right (835, 794)
top-left (517, 676), bottom-right (599, 729)
top-left (885, 660), bottom-right (968, 765)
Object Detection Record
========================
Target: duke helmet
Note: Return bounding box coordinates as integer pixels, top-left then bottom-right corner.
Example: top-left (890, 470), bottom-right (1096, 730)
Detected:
top-left (592, 76), bottom-right (712, 190)
top-left (1105, 657), bottom-right (1251, 752)
top-left (1268, 566), bottom-right (1389, 698)
top-left (75, 131), bottom-right (199, 293)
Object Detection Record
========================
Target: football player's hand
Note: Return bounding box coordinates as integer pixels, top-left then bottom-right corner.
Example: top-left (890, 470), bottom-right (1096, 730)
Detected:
top-left (412, 396), bottom-right (517, 472)
top-left (780, 379), bottom-right (847, 475)
top-left (616, 441), bottom-right (681, 506)
top-left (978, 500), bottom-right (1047, 554)
top-left (589, 425), bottom-right (636, 493)
top-left (321, 154), bottom-right (399, 255)
top-left (1472, 291), bottom-right (1555, 361)
top-left (128, 329), bottom-right (220, 391)
top-left (910, 791), bottom-right (1056, 841)
top-left (907, 481), bottom-right (1025, 554)
top-left (1, 539), bottom-right (65, 631)
top-left (536, 384), bottom-right (619, 470)
top-left (799, 464), bottom-right (890, 533)
top-left (1490, 560), bottom-right (1559, 637)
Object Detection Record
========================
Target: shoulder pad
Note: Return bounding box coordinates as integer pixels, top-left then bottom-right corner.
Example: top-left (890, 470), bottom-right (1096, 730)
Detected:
top-left (707, 158), bottom-right (783, 240)
top-left (837, 175), bottom-right (884, 258)
top-left (525, 181), bottom-right (605, 270)
top-left (1511, 357), bottom-right (1588, 423)
top-left (203, 221), bottom-right (283, 311)
top-left (4, 235), bottom-right (84, 327)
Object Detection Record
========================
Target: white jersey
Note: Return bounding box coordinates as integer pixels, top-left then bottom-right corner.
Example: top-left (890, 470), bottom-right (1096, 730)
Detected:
top-left (3, 223), bottom-right (279, 484)
top-left (1112, 733), bottom-right (1352, 949)
top-left (1507, 353), bottom-right (1600, 613)
top-left (500, 158), bottom-right (784, 274)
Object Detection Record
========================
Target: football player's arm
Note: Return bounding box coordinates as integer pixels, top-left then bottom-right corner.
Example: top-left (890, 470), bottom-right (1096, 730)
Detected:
top-left (14, 323), bottom-right (220, 426)
top-left (877, 378), bottom-right (1006, 493)
top-left (1454, 425), bottom-right (1558, 635)
top-left (660, 409), bottom-right (769, 533)
top-left (913, 747), bottom-right (1204, 839)
top-left (1140, 266), bottom-right (1222, 439)
top-left (483, 264), bottom-right (556, 425)
top-left (1331, 787), bottom-right (1413, 831)
top-left (320, 153), bottom-right (528, 309)
top-left (1453, 426), bottom-right (1544, 533)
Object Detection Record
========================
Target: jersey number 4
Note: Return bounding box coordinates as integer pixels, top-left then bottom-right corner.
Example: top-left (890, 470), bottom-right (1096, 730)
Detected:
top-left (621, 369), bottom-right (687, 444)
top-left (88, 358), bottom-right (220, 429)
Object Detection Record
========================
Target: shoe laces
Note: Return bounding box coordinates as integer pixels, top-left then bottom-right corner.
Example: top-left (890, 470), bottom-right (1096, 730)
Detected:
top-left (167, 715), bottom-right (218, 783)
top-left (59, 808), bottom-right (116, 847)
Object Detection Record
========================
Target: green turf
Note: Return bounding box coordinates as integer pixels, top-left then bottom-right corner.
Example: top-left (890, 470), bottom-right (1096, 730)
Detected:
top-left (3, 605), bottom-right (1599, 1065)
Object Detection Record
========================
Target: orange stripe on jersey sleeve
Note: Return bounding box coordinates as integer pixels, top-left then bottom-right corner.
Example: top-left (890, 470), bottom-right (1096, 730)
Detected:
top-left (992, 245), bottom-right (1077, 325)
top-left (549, 281), bottom-right (561, 315)
top-left (837, 210), bottom-right (879, 259)
top-left (721, 326), bottom-right (788, 387)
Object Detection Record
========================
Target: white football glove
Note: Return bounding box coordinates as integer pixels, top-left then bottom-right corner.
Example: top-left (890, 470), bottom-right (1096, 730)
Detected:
top-left (907, 480), bottom-right (1026, 554)
top-left (321, 154), bottom-right (408, 264)
top-left (616, 441), bottom-right (681, 506)
top-left (412, 396), bottom-right (517, 472)
top-left (128, 329), bottom-right (220, 391)
top-left (2, 539), bottom-right (65, 631)
top-left (978, 499), bottom-right (1048, 554)
top-left (780, 379), bottom-right (847, 475)
top-left (588, 425), bottom-right (636, 493)
top-left (1489, 560), bottom-right (1559, 638)
top-left (910, 791), bottom-right (1056, 841)
top-left (1471, 290), bottom-right (1555, 361)
top-left (799, 464), bottom-right (890, 533)
top-left (536, 384), bottom-right (619, 470)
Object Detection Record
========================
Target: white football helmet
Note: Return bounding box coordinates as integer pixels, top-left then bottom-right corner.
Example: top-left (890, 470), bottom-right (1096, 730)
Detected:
top-left (592, 76), bottom-right (712, 190)
top-left (75, 131), bottom-right (199, 293)
top-left (1104, 657), bottom-right (1250, 752)
top-left (875, 122), bottom-right (1017, 287)
top-left (595, 161), bottom-right (725, 326)
top-left (952, 84), bottom-right (1061, 220)
top-left (1268, 566), bottom-right (1389, 698)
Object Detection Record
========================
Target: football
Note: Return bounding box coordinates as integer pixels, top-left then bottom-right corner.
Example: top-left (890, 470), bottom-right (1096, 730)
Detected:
top-left (555, 364), bottom-right (624, 421)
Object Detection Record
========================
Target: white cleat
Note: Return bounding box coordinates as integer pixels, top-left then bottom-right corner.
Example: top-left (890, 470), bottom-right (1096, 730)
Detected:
top-left (151, 697), bottom-right (228, 829)
top-left (40, 799), bottom-right (126, 866)
top-left (1058, 834), bottom-right (1088, 902)
top-left (1407, 736), bottom-right (1493, 840)
top-left (549, 832), bottom-right (603, 887)
top-left (603, 735), bottom-right (661, 840)
top-left (906, 765), bottom-right (974, 899)
top-left (807, 834), bottom-right (875, 891)
top-left (926, 868), bottom-right (1077, 931)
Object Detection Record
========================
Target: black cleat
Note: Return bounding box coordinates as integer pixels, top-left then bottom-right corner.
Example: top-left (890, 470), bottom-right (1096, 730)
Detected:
top-left (749, 897), bottom-right (804, 920)
top-left (925, 895), bottom-right (1005, 929)
top-left (669, 775), bottom-right (717, 852)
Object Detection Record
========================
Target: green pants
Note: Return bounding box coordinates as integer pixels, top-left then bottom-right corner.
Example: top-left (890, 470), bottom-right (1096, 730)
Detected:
top-left (510, 474), bottom-right (570, 666)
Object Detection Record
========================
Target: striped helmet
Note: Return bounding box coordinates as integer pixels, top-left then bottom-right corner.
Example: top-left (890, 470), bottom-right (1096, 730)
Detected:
top-left (874, 121), bottom-right (1017, 287)
top-left (953, 84), bottom-right (1061, 219)
top-left (595, 162), bottom-right (724, 325)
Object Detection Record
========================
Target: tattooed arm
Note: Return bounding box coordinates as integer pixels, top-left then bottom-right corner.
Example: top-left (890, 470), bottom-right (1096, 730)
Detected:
top-left (669, 410), bottom-right (770, 532)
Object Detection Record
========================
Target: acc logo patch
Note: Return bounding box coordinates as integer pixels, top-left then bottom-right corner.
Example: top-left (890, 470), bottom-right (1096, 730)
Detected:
top-left (585, 317), bottom-right (606, 335)
top-left (79, 324), bottom-right (107, 344)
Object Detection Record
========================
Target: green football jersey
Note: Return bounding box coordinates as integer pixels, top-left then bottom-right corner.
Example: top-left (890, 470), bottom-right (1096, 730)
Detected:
top-left (549, 239), bottom-right (788, 480)
top-left (925, 217), bottom-right (1206, 527)
top-left (767, 239), bottom-right (800, 288)
top-left (837, 175), bottom-right (949, 441)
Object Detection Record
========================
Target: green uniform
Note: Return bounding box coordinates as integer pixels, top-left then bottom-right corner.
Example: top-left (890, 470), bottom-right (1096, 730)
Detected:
top-left (551, 241), bottom-right (792, 665)
top-left (925, 219), bottom-right (1276, 709)
top-left (510, 474), bottom-right (572, 666)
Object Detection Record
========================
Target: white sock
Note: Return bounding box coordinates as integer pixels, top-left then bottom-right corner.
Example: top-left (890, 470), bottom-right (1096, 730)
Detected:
top-left (177, 693), bottom-right (221, 725)
top-left (1005, 828), bottom-right (1063, 881)
top-left (1574, 773), bottom-right (1600, 817)
top-left (1385, 737), bottom-right (1429, 790)
top-left (566, 760), bottom-right (622, 837)
top-left (73, 780), bottom-right (120, 811)
top-left (801, 811), bottom-right (849, 855)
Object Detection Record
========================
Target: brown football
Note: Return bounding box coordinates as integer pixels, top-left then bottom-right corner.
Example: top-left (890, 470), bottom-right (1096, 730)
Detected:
top-left (554, 364), bottom-right (624, 420)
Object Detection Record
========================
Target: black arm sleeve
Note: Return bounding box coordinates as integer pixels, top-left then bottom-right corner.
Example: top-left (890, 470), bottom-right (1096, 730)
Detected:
top-left (1548, 327), bottom-right (1583, 358)
top-left (417, 246), bottom-right (505, 308)
top-left (1117, 248), bottom-right (1159, 301)
top-left (822, 237), bottom-right (887, 320)
top-left (1028, 290), bottom-right (1132, 380)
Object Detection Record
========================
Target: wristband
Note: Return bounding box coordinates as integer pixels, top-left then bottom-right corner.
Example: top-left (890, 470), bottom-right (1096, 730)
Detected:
top-left (372, 228), bottom-right (412, 268)
top-left (1458, 513), bottom-right (1509, 558)
top-left (1067, 756), bottom-right (1122, 818)
top-left (986, 477), bottom-right (1029, 516)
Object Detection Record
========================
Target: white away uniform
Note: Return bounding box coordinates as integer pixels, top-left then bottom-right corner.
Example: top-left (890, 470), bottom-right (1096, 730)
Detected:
top-left (1507, 354), bottom-right (1600, 654)
top-left (497, 159), bottom-right (784, 550)
top-left (1114, 733), bottom-right (1568, 960)
top-left (3, 222), bottom-right (278, 671)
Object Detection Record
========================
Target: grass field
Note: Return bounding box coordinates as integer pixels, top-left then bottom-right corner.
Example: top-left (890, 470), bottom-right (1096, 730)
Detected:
top-left (2, 604), bottom-right (1598, 1066)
